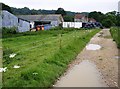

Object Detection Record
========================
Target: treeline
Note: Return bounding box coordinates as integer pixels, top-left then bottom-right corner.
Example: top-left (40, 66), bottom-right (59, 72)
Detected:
top-left (11, 7), bottom-right (56, 15)
top-left (89, 11), bottom-right (120, 27)
top-left (1, 3), bottom-right (120, 27)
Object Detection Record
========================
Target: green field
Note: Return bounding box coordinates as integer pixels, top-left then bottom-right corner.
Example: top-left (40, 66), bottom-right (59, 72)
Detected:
top-left (2, 28), bottom-right (99, 87)
top-left (110, 27), bottom-right (120, 48)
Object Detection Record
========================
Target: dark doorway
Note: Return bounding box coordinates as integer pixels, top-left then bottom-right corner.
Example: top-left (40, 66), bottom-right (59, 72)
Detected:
top-left (34, 21), bottom-right (51, 28)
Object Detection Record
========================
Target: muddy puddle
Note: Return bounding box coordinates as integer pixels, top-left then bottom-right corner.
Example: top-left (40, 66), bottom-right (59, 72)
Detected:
top-left (86, 44), bottom-right (101, 50)
top-left (54, 60), bottom-right (107, 87)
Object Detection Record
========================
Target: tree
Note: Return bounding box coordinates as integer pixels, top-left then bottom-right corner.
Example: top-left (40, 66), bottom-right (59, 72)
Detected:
top-left (88, 11), bottom-right (105, 22)
top-left (105, 15), bottom-right (116, 26)
top-left (102, 11), bottom-right (119, 27)
top-left (21, 7), bottom-right (31, 14)
top-left (116, 12), bottom-right (120, 26)
top-left (1, 3), bottom-right (12, 13)
top-left (106, 11), bottom-right (117, 16)
top-left (55, 8), bottom-right (66, 16)
top-left (63, 15), bottom-right (74, 22)
top-left (102, 19), bottom-right (114, 28)
top-left (31, 9), bottom-right (38, 15)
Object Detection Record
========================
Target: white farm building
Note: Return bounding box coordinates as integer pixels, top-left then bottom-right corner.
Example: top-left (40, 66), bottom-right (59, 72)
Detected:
top-left (63, 22), bottom-right (82, 28)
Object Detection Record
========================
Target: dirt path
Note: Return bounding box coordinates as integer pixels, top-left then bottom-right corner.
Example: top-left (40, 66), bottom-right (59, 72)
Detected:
top-left (54, 29), bottom-right (118, 87)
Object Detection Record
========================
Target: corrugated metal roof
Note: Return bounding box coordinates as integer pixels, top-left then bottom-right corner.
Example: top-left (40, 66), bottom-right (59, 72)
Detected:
top-left (16, 14), bottom-right (64, 22)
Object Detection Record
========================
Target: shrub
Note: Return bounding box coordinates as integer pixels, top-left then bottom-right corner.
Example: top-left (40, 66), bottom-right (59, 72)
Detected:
top-left (2, 27), bottom-right (17, 34)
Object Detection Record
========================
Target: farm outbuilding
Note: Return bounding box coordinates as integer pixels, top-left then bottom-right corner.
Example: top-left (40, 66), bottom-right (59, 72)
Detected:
top-left (17, 18), bottom-right (30, 32)
top-left (2, 10), bottom-right (30, 32)
top-left (17, 14), bottom-right (64, 29)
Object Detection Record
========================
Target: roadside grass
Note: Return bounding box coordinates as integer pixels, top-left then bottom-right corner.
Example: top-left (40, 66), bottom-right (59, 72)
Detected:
top-left (2, 28), bottom-right (100, 87)
top-left (110, 27), bottom-right (120, 48)
top-left (0, 39), bottom-right (2, 89)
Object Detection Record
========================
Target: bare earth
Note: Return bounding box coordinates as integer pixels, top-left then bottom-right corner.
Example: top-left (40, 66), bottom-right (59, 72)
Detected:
top-left (54, 29), bottom-right (119, 87)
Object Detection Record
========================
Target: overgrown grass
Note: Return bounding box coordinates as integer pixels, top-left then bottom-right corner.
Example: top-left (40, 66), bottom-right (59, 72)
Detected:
top-left (110, 27), bottom-right (120, 48)
top-left (2, 28), bottom-right (100, 87)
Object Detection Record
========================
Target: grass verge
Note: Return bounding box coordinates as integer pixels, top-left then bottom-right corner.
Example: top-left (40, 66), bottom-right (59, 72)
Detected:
top-left (110, 27), bottom-right (120, 48)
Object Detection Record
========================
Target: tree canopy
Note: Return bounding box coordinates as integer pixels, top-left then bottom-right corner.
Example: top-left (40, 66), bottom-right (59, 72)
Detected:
top-left (1, 3), bottom-right (12, 13)
top-left (89, 11), bottom-right (120, 27)
top-left (55, 8), bottom-right (66, 16)
top-left (88, 11), bottom-right (105, 23)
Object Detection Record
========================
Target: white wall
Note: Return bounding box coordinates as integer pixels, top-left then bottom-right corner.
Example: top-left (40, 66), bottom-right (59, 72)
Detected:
top-left (2, 10), bottom-right (18, 28)
top-left (30, 21), bottom-right (34, 28)
top-left (51, 21), bottom-right (59, 27)
top-left (63, 22), bottom-right (82, 28)
top-left (74, 22), bottom-right (82, 28)
top-left (18, 19), bottom-right (30, 32)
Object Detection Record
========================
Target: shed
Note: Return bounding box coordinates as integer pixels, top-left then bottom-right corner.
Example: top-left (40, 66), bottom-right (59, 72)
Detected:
top-left (17, 14), bottom-right (64, 29)
top-left (2, 10), bottom-right (30, 32)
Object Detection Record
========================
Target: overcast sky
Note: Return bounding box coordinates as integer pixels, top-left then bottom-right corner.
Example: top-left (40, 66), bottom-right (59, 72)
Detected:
top-left (0, 0), bottom-right (120, 13)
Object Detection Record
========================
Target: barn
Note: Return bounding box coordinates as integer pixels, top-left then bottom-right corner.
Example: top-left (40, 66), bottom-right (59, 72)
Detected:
top-left (2, 10), bottom-right (30, 32)
top-left (17, 14), bottom-right (64, 29)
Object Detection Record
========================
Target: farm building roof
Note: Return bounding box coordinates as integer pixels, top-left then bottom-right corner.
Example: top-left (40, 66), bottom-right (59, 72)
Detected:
top-left (88, 18), bottom-right (96, 22)
top-left (74, 14), bottom-right (86, 19)
top-left (16, 14), bottom-right (64, 22)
